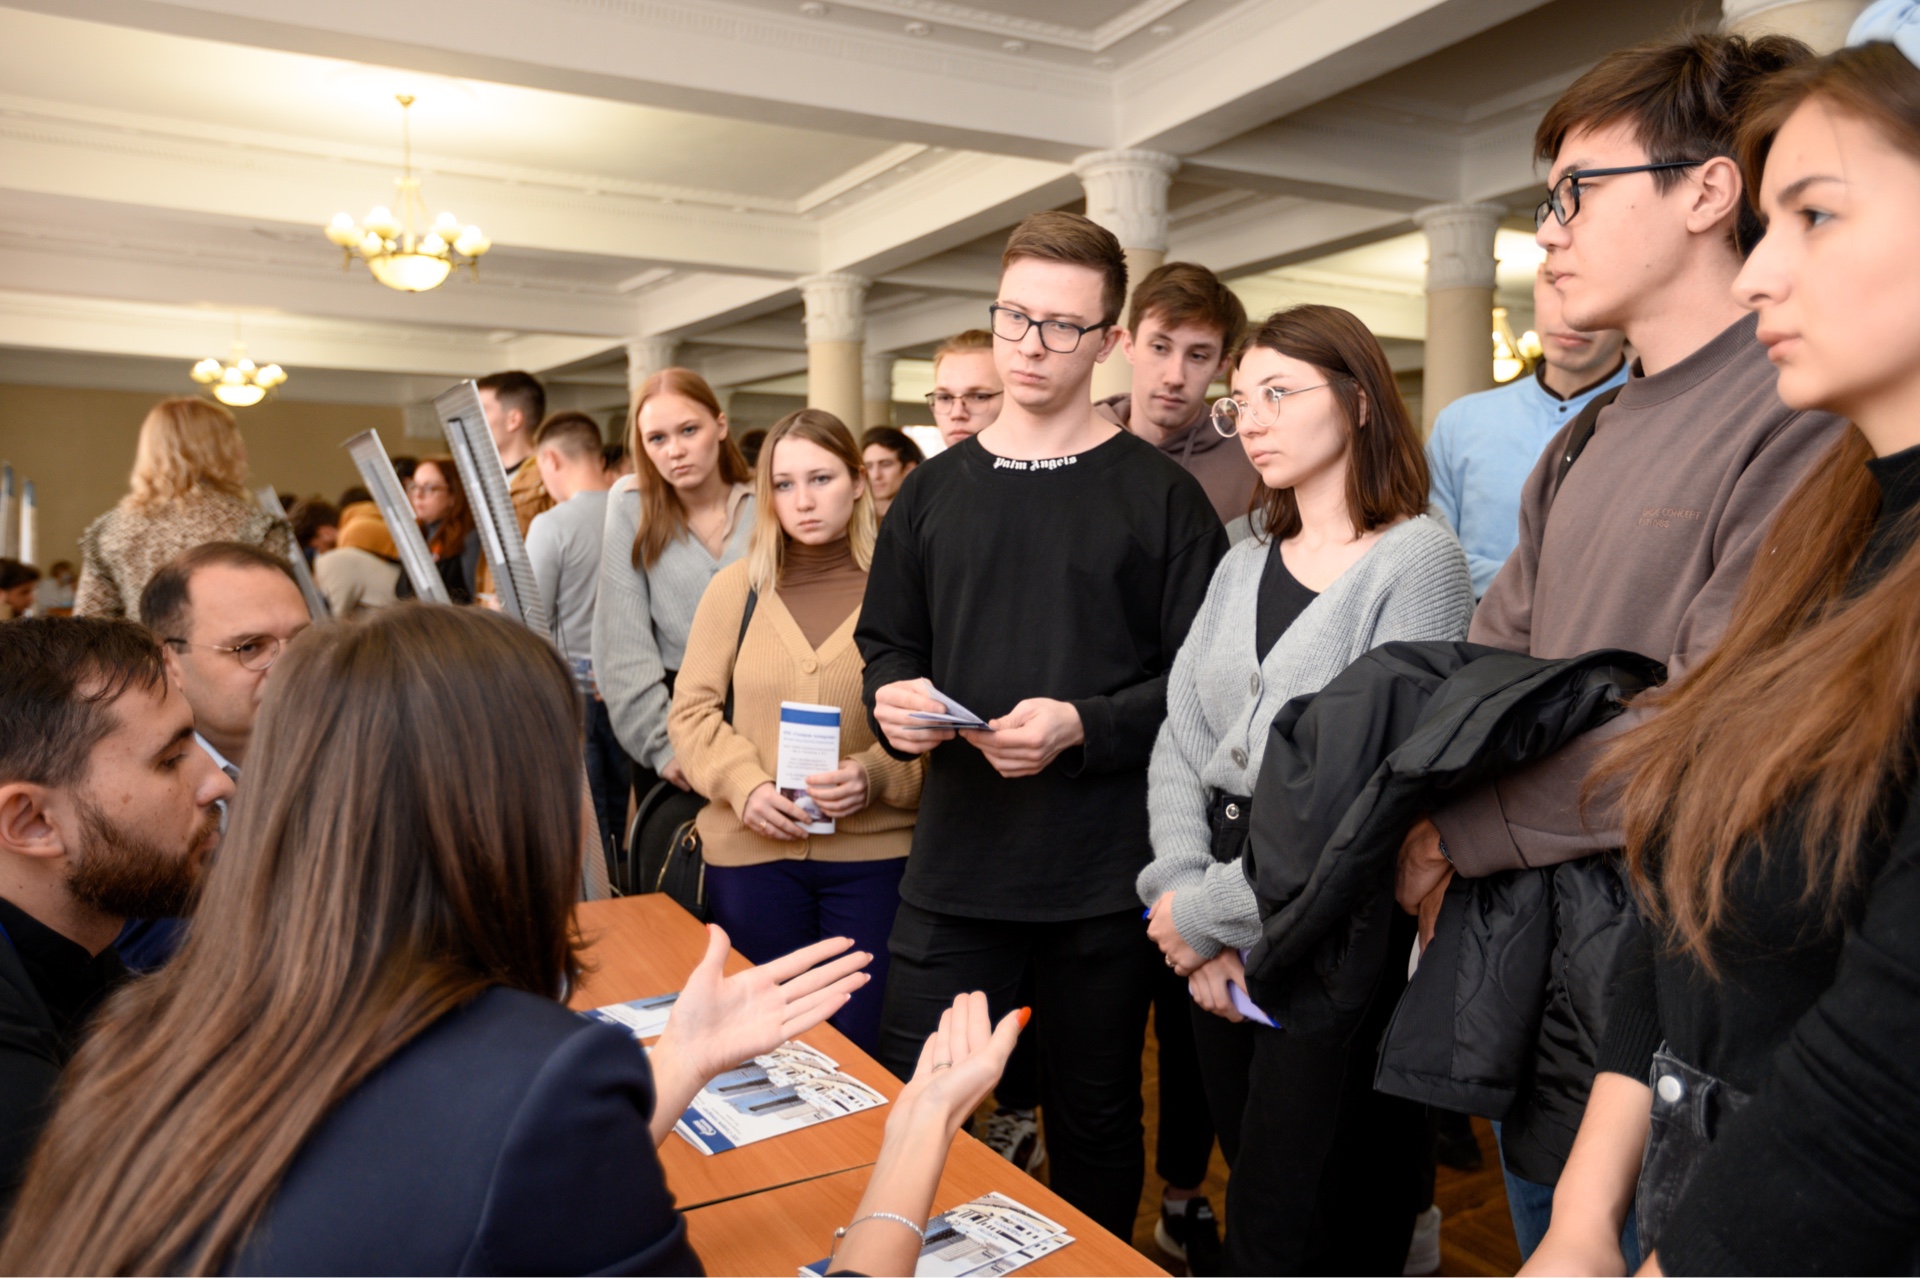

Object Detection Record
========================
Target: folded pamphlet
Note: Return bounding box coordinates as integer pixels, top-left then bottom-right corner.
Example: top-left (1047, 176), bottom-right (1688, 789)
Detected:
top-left (908, 684), bottom-right (995, 732)
top-left (801, 1193), bottom-right (1074, 1277)
top-left (777, 701), bottom-right (840, 835)
top-left (676, 1039), bottom-right (886, 1155)
top-left (584, 991), bottom-right (679, 1040)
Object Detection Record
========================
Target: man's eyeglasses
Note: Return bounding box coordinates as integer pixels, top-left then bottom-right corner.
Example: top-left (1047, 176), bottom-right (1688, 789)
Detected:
top-left (1534, 161), bottom-right (1704, 230)
top-left (1210, 383), bottom-right (1339, 437)
top-left (987, 305), bottom-right (1111, 354)
top-left (164, 634), bottom-right (292, 673)
top-left (925, 391), bottom-right (1004, 414)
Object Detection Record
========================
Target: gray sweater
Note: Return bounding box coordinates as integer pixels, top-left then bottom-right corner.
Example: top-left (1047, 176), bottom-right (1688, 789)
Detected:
top-left (590, 478), bottom-right (755, 773)
top-left (1137, 515), bottom-right (1474, 958)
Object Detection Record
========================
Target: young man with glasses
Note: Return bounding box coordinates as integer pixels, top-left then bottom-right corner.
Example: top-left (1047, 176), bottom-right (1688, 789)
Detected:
top-left (1095, 261), bottom-right (1256, 529)
top-left (857, 211), bottom-right (1226, 1239)
top-left (1390, 32), bottom-right (1844, 1259)
top-left (925, 329), bottom-right (1004, 448)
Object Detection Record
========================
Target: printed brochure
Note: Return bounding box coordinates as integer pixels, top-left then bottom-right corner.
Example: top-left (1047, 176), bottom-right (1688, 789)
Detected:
top-left (801, 1193), bottom-right (1075, 1277)
top-left (675, 1039), bottom-right (886, 1155)
top-left (584, 991), bottom-right (679, 1040)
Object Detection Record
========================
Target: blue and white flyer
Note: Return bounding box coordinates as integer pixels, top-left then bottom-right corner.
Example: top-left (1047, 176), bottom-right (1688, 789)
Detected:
top-left (777, 701), bottom-right (841, 835)
top-left (583, 991), bottom-right (679, 1040)
top-left (801, 1193), bottom-right (1075, 1277)
top-left (674, 1039), bottom-right (886, 1155)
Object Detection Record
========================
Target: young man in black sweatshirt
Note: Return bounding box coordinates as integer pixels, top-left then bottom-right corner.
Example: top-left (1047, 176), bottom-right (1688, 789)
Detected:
top-left (857, 211), bottom-right (1227, 1238)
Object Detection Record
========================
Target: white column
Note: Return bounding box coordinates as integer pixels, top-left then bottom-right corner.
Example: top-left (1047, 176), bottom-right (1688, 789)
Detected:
top-left (1412, 202), bottom-right (1506, 436)
top-left (862, 351), bottom-right (897, 430)
top-left (1723, 0), bottom-right (1868, 50)
top-left (625, 335), bottom-right (680, 426)
top-left (799, 272), bottom-right (870, 430)
top-left (1074, 149), bottom-right (1180, 401)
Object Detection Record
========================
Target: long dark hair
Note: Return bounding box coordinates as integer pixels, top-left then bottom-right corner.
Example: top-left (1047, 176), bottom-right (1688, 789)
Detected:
top-left (0, 607), bottom-right (586, 1274)
top-left (627, 368), bottom-right (751, 570)
top-left (1598, 42), bottom-right (1920, 966)
top-left (1234, 305), bottom-right (1428, 541)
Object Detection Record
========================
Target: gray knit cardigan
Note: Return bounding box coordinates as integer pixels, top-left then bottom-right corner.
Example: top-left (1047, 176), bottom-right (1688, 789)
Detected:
top-left (589, 477), bottom-right (755, 773)
top-left (1137, 515), bottom-right (1474, 958)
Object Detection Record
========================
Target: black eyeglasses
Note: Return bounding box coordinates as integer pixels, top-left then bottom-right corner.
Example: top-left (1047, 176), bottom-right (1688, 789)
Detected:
top-left (1534, 161), bottom-right (1704, 230)
top-left (987, 305), bottom-right (1110, 354)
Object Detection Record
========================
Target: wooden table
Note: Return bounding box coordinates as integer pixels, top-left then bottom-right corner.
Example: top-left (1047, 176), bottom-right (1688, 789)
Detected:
top-left (684, 1133), bottom-right (1164, 1277)
top-left (569, 896), bottom-right (1165, 1277)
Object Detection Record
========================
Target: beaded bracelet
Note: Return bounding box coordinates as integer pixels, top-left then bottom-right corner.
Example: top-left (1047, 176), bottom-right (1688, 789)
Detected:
top-left (829, 1211), bottom-right (926, 1263)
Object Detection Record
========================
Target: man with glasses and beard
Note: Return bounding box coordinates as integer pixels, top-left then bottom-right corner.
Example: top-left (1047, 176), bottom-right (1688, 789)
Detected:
top-left (0, 618), bottom-right (231, 1218)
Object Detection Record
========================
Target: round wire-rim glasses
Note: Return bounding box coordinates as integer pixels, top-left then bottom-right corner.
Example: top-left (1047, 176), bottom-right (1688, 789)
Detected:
top-left (164, 634), bottom-right (290, 673)
top-left (1210, 382), bottom-right (1337, 437)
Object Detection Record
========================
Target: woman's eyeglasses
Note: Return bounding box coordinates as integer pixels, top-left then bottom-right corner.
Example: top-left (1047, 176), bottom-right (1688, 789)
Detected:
top-left (1210, 383), bottom-right (1336, 437)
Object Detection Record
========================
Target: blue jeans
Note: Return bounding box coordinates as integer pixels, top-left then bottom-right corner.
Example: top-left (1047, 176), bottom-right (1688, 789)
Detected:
top-left (1494, 1121), bottom-right (1641, 1268)
top-left (705, 856), bottom-right (905, 1055)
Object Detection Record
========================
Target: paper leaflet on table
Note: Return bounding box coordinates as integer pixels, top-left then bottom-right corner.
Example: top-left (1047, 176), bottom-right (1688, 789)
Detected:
top-left (777, 702), bottom-right (839, 835)
top-left (907, 684), bottom-right (996, 732)
top-left (676, 1040), bottom-right (886, 1155)
top-left (583, 991), bottom-right (679, 1040)
top-left (800, 1193), bottom-right (1074, 1277)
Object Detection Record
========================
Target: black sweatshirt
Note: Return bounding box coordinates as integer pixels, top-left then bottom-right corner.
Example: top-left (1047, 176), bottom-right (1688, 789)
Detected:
top-left (1597, 442), bottom-right (1920, 1274)
top-left (856, 430), bottom-right (1226, 922)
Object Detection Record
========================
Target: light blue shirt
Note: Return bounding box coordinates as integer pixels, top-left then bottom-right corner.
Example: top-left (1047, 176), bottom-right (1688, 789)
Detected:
top-left (1426, 361), bottom-right (1629, 596)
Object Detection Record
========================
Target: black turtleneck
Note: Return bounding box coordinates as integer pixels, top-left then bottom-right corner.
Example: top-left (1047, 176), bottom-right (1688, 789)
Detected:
top-left (1596, 441), bottom-right (1920, 1274)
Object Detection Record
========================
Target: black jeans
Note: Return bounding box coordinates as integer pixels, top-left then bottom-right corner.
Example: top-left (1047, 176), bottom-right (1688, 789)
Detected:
top-left (1153, 959), bottom-right (1217, 1189)
top-left (1190, 910), bottom-right (1429, 1275)
top-left (1634, 1046), bottom-right (1748, 1257)
top-left (879, 902), bottom-right (1156, 1239)
top-left (584, 698), bottom-right (632, 853)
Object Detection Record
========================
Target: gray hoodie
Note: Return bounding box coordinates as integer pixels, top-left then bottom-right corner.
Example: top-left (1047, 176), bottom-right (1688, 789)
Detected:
top-left (1095, 392), bottom-right (1260, 527)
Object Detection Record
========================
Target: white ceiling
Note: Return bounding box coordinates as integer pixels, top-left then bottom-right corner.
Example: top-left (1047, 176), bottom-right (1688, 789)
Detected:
top-left (0, 0), bottom-right (1701, 409)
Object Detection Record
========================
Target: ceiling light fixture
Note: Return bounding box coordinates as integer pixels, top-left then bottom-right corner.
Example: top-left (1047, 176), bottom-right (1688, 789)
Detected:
top-left (1492, 307), bottom-right (1543, 384)
top-left (905, 20), bottom-right (932, 35)
top-left (1002, 39), bottom-right (1027, 52)
top-left (191, 320), bottom-right (287, 407)
top-left (799, 1), bottom-right (828, 14)
top-left (324, 94), bottom-right (490, 293)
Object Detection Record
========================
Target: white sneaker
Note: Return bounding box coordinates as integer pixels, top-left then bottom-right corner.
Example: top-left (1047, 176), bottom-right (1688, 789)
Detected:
top-left (979, 1106), bottom-right (1045, 1173)
top-left (1403, 1205), bottom-right (1442, 1275)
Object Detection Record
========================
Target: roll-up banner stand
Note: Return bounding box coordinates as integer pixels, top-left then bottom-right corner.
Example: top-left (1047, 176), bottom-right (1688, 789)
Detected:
top-left (432, 381), bottom-right (551, 638)
top-left (341, 429), bottom-right (451, 606)
top-left (19, 479), bottom-right (35, 568)
top-left (255, 486), bottom-right (332, 622)
top-left (0, 464), bottom-right (14, 561)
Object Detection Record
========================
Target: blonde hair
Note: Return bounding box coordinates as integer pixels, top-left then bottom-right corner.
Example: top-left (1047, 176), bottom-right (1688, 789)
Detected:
top-left (932, 329), bottom-right (993, 376)
top-left (746, 408), bottom-right (875, 594)
top-left (126, 397), bottom-right (250, 509)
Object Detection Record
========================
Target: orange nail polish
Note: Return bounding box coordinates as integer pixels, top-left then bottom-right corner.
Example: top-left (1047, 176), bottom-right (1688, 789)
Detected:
top-left (1017, 1007), bottom-right (1032, 1029)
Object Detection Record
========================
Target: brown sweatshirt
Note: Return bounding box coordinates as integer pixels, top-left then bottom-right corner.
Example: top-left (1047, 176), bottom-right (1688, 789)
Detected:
top-left (1095, 392), bottom-right (1260, 526)
top-left (1434, 314), bottom-right (1847, 876)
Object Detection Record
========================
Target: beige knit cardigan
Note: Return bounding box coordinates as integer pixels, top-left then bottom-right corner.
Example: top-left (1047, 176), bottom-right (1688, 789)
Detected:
top-left (668, 559), bottom-right (921, 867)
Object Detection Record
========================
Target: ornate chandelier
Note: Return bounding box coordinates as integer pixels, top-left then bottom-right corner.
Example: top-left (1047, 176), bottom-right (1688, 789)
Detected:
top-left (324, 94), bottom-right (490, 293)
top-left (191, 330), bottom-right (287, 408)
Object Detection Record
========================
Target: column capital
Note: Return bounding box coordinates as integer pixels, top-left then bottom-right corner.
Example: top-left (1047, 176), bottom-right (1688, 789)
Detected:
top-left (1073, 149), bottom-right (1180, 252)
top-left (863, 350), bottom-right (897, 402)
top-left (798, 272), bottom-right (871, 345)
top-left (1412, 202), bottom-right (1507, 292)
top-left (625, 336), bottom-right (680, 394)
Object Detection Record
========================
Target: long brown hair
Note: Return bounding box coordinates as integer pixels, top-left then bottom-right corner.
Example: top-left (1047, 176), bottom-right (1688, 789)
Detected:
top-left (1600, 42), bottom-right (1920, 967)
top-left (627, 367), bottom-right (751, 570)
top-left (414, 456), bottom-right (473, 561)
top-left (0, 607), bottom-right (585, 1274)
top-left (1234, 305), bottom-right (1428, 541)
top-left (746, 408), bottom-right (877, 594)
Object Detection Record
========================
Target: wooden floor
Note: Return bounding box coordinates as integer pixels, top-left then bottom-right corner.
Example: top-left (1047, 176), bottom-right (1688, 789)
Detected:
top-left (987, 1004), bottom-right (1527, 1276)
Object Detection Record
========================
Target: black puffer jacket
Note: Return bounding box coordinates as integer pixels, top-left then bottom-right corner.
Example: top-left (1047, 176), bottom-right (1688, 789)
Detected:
top-left (1243, 641), bottom-right (1663, 1043)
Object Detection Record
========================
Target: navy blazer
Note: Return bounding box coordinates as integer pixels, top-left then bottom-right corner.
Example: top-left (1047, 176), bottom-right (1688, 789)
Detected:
top-left (233, 985), bottom-right (701, 1275)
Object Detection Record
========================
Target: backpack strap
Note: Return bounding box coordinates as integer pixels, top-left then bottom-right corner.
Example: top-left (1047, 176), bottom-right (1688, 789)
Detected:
top-left (721, 587), bottom-right (759, 726)
top-left (1554, 385), bottom-right (1624, 493)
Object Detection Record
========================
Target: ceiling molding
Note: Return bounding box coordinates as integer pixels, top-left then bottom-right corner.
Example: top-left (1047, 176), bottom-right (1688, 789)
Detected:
top-left (796, 0), bottom-right (1193, 52)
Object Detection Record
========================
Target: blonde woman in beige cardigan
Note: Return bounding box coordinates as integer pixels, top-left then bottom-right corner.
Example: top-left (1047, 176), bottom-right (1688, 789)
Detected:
top-left (669, 408), bottom-right (921, 1052)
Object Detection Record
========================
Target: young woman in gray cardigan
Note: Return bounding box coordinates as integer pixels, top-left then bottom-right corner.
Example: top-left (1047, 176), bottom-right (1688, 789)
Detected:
top-left (1139, 306), bottom-right (1473, 1274)
top-left (591, 369), bottom-right (756, 795)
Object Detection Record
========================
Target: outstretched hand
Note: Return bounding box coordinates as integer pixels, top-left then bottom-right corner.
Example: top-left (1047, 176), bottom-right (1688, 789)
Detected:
top-left (893, 992), bottom-right (1027, 1138)
top-left (660, 925), bottom-right (872, 1080)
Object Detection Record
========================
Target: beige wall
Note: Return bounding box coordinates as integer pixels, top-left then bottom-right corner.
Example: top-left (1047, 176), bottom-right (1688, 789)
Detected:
top-left (0, 383), bottom-right (405, 569)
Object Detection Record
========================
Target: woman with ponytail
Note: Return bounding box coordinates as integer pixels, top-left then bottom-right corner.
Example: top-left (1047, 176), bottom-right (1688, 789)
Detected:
top-left (1526, 8), bottom-right (1920, 1273)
